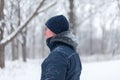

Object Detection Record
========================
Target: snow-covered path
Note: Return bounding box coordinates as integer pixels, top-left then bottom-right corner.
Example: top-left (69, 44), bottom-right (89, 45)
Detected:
top-left (0, 60), bottom-right (41, 80)
top-left (0, 59), bottom-right (120, 80)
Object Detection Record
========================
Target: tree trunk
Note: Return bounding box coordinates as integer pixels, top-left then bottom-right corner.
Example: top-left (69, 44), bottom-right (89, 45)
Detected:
top-left (89, 7), bottom-right (94, 55)
top-left (68, 0), bottom-right (76, 35)
top-left (41, 27), bottom-right (45, 58)
top-left (11, 0), bottom-right (21, 61)
top-left (0, 0), bottom-right (5, 68)
top-left (101, 28), bottom-right (105, 54)
top-left (0, 28), bottom-right (5, 68)
top-left (22, 31), bottom-right (27, 62)
top-left (12, 39), bottom-right (19, 60)
top-left (32, 27), bottom-right (35, 59)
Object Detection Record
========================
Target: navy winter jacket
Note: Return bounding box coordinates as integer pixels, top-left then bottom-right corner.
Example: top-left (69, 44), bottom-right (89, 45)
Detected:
top-left (41, 31), bottom-right (82, 80)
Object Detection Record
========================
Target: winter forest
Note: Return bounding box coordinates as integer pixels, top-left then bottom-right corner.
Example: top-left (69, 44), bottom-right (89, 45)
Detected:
top-left (0, 0), bottom-right (120, 80)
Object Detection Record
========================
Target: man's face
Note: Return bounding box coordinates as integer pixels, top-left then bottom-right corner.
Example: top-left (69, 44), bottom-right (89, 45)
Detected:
top-left (44, 27), bottom-right (56, 39)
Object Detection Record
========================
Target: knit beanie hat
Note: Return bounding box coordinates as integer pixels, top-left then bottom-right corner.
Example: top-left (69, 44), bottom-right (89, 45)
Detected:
top-left (45, 15), bottom-right (69, 34)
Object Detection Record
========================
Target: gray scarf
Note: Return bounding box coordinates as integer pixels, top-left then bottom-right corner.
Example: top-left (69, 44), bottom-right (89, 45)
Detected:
top-left (50, 30), bottom-right (78, 50)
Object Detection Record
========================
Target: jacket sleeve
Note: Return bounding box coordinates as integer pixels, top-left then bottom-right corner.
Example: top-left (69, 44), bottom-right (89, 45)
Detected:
top-left (41, 52), bottom-right (68, 80)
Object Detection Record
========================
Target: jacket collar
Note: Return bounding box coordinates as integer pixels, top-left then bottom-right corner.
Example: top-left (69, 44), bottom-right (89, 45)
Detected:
top-left (46, 31), bottom-right (78, 51)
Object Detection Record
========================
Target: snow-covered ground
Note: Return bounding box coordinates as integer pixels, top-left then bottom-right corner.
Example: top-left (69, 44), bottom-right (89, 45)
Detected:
top-left (0, 59), bottom-right (120, 80)
top-left (81, 60), bottom-right (120, 80)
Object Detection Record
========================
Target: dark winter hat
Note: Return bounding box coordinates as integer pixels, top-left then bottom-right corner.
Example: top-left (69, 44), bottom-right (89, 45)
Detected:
top-left (45, 15), bottom-right (69, 34)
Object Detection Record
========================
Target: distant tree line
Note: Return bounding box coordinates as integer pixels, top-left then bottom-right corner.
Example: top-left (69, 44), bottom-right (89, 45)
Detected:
top-left (0, 0), bottom-right (120, 68)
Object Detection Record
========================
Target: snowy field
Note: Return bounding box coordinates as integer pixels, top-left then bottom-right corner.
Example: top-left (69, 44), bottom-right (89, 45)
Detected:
top-left (0, 59), bottom-right (120, 80)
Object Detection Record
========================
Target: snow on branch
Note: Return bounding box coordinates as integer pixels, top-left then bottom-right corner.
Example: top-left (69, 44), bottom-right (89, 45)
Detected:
top-left (37, 1), bottom-right (57, 14)
top-left (0, 0), bottom-right (56, 46)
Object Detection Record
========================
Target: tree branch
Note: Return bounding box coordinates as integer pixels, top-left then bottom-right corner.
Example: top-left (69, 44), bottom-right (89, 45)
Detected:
top-left (37, 1), bottom-right (57, 14)
top-left (0, 0), bottom-right (56, 46)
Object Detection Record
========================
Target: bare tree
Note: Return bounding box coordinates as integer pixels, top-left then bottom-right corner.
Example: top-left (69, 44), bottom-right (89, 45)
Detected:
top-left (111, 0), bottom-right (120, 55)
top-left (68, 0), bottom-right (76, 35)
top-left (16, 0), bottom-right (27, 62)
top-left (21, 30), bottom-right (27, 62)
top-left (41, 26), bottom-right (46, 58)
top-left (0, 0), bottom-right (5, 68)
top-left (11, 0), bottom-right (19, 61)
top-left (0, 0), bottom-right (56, 68)
top-left (89, 8), bottom-right (94, 55)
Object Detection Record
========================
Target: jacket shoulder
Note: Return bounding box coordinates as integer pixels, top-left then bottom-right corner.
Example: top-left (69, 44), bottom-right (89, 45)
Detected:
top-left (52, 45), bottom-right (76, 59)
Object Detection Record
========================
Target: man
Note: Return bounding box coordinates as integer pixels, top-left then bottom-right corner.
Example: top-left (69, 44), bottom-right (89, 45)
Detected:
top-left (41, 15), bottom-right (82, 80)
